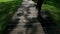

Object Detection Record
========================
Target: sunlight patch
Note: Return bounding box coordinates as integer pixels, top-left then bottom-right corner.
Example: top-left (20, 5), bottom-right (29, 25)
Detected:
top-left (0, 0), bottom-right (14, 2)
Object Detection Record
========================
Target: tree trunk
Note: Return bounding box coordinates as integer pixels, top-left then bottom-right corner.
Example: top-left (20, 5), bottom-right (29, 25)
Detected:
top-left (36, 0), bottom-right (43, 10)
top-left (36, 0), bottom-right (44, 21)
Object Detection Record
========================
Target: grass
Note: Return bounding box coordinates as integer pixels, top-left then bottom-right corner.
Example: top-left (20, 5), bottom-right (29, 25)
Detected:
top-left (0, 0), bottom-right (13, 2)
top-left (0, 0), bottom-right (22, 33)
top-left (42, 0), bottom-right (60, 27)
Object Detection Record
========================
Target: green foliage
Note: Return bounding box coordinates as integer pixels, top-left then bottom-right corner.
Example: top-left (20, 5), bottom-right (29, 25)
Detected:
top-left (42, 0), bottom-right (60, 26)
top-left (0, 0), bottom-right (22, 33)
top-left (0, 0), bottom-right (13, 2)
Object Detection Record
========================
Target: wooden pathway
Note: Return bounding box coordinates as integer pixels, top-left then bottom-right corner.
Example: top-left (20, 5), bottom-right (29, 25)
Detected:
top-left (6, 0), bottom-right (45, 34)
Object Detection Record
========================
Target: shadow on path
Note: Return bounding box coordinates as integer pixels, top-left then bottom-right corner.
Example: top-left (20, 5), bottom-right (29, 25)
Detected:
top-left (38, 10), bottom-right (59, 34)
top-left (3, 18), bottom-right (20, 34)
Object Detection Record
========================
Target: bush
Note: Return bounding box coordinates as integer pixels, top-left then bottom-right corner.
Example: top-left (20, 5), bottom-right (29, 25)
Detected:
top-left (42, 0), bottom-right (60, 26)
top-left (0, 0), bottom-right (22, 33)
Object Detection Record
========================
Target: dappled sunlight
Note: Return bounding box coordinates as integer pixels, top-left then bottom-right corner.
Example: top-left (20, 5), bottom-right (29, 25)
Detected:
top-left (0, 0), bottom-right (60, 34)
